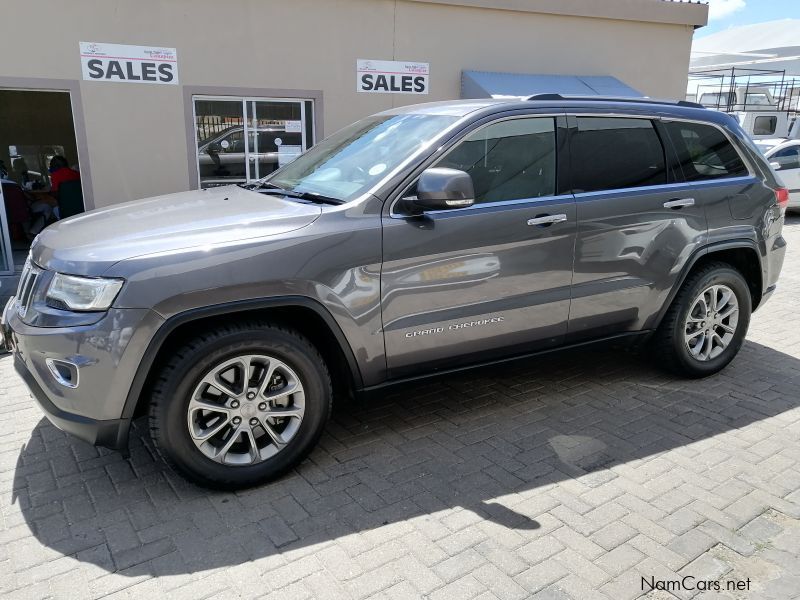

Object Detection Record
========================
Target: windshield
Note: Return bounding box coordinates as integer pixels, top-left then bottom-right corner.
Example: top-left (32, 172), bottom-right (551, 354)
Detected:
top-left (745, 93), bottom-right (773, 106)
top-left (266, 113), bottom-right (458, 202)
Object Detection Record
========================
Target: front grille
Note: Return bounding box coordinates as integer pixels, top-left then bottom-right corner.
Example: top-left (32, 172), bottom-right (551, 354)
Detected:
top-left (16, 259), bottom-right (41, 318)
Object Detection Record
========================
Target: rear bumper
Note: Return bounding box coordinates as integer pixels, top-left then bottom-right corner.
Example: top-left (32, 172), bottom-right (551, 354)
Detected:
top-left (12, 353), bottom-right (130, 450)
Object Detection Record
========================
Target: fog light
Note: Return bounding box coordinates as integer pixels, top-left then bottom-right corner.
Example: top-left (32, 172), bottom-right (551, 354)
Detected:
top-left (45, 358), bottom-right (79, 389)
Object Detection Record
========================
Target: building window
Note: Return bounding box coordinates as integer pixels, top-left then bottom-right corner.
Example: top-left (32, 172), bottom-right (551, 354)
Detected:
top-left (193, 96), bottom-right (314, 189)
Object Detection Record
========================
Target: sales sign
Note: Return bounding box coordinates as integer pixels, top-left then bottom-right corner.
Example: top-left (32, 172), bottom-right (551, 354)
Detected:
top-left (357, 59), bottom-right (429, 94)
top-left (80, 42), bottom-right (179, 85)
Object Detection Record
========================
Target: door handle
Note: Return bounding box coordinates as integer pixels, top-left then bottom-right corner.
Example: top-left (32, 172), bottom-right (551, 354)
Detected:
top-left (663, 198), bottom-right (695, 209)
top-left (527, 214), bottom-right (568, 226)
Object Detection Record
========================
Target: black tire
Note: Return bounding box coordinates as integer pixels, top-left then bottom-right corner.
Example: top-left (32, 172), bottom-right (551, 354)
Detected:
top-left (149, 321), bottom-right (331, 490)
top-left (653, 262), bottom-right (751, 378)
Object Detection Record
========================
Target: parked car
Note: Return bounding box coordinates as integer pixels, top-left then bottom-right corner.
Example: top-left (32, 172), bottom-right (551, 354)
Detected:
top-left (197, 125), bottom-right (302, 186)
top-left (1, 96), bottom-right (788, 489)
top-left (761, 139), bottom-right (800, 210)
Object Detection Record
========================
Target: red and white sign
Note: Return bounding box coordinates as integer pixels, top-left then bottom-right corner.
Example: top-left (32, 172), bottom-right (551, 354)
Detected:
top-left (80, 42), bottom-right (179, 85)
top-left (357, 59), bottom-right (429, 95)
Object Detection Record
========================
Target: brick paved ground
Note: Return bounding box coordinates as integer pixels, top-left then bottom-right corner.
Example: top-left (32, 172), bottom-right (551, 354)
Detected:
top-left (2, 218), bottom-right (800, 600)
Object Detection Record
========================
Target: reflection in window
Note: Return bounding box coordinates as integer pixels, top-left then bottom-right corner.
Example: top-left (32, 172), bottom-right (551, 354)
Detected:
top-left (663, 121), bottom-right (748, 181)
top-left (438, 118), bottom-right (556, 203)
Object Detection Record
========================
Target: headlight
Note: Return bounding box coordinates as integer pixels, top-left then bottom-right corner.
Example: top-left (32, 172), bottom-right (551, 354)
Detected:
top-left (46, 273), bottom-right (124, 312)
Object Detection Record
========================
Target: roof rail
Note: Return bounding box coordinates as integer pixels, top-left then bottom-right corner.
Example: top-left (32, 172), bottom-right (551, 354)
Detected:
top-left (526, 93), bottom-right (705, 109)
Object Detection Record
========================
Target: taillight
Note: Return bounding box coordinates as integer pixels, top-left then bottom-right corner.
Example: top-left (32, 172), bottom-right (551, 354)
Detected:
top-left (776, 187), bottom-right (790, 211)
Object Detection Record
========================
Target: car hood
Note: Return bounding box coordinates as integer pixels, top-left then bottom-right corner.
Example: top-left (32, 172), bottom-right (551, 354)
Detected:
top-left (32, 185), bottom-right (322, 276)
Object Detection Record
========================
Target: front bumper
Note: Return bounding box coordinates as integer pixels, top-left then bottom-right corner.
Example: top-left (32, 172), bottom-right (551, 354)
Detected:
top-left (2, 297), bottom-right (163, 452)
top-left (12, 353), bottom-right (129, 449)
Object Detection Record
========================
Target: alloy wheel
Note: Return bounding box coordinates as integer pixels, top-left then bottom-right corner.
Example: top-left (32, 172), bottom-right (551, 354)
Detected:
top-left (186, 354), bottom-right (305, 465)
top-left (683, 284), bottom-right (740, 362)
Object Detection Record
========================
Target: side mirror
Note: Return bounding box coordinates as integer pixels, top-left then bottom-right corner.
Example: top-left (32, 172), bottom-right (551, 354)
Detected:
top-left (770, 161), bottom-right (782, 171)
top-left (412, 168), bottom-right (475, 211)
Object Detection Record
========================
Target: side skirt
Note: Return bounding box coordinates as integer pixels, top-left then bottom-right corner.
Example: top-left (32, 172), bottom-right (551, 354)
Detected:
top-left (355, 329), bottom-right (653, 401)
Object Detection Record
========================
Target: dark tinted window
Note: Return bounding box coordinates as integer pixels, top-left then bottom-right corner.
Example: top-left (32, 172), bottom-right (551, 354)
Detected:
top-left (438, 117), bottom-right (556, 203)
top-left (570, 118), bottom-right (666, 192)
top-left (662, 121), bottom-right (748, 181)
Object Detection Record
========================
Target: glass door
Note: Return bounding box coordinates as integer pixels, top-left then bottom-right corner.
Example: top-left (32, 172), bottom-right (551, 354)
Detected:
top-left (194, 96), bottom-right (314, 189)
top-left (194, 98), bottom-right (248, 188)
top-left (245, 100), bottom-right (306, 181)
top-left (0, 183), bottom-right (14, 275)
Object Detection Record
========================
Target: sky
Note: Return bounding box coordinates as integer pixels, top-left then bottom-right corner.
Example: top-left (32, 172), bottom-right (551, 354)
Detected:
top-left (697, 0), bottom-right (799, 38)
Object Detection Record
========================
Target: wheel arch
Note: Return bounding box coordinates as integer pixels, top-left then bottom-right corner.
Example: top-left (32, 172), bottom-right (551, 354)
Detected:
top-left (653, 240), bottom-right (764, 330)
top-left (121, 296), bottom-right (363, 428)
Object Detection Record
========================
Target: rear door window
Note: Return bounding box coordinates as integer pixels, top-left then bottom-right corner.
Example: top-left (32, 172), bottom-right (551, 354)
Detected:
top-left (569, 117), bottom-right (667, 193)
top-left (662, 121), bottom-right (749, 181)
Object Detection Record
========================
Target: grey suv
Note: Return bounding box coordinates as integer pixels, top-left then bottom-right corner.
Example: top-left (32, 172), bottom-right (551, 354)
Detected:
top-left (1, 96), bottom-right (788, 489)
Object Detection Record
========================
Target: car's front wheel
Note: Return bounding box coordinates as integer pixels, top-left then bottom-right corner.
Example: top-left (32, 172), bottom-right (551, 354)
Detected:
top-left (653, 262), bottom-right (752, 378)
top-left (149, 322), bottom-right (331, 489)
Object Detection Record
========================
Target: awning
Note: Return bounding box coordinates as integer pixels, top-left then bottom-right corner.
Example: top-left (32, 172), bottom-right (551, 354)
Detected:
top-left (461, 71), bottom-right (642, 99)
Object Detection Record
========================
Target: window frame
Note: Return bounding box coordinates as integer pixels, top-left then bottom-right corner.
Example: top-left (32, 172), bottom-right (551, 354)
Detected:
top-left (388, 112), bottom-right (570, 218)
top-left (564, 112), bottom-right (754, 194)
top-left (388, 111), bottom-right (755, 217)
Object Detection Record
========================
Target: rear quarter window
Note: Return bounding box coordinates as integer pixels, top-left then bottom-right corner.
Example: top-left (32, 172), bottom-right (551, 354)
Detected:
top-left (662, 121), bottom-right (748, 182)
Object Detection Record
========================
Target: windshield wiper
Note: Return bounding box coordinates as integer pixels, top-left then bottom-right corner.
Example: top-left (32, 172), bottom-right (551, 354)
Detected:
top-left (240, 181), bottom-right (342, 205)
top-left (238, 181), bottom-right (284, 192)
top-left (279, 190), bottom-right (342, 205)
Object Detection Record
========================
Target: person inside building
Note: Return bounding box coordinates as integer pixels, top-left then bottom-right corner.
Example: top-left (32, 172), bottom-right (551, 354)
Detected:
top-left (1, 175), bottom-right (53, 240)
top-left (48, 155), bottom-right (80, 192)
top-left (48, 155), bottom-right (83, 219)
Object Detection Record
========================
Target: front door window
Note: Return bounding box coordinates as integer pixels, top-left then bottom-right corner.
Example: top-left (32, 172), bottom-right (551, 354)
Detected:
top-left (194, 96), bottom-right (313, 189)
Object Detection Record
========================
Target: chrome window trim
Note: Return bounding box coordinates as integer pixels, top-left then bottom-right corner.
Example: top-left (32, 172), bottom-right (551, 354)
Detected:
top-left (389, 113), bottom-right (563, 218)
top-left (571, 175), bottom-right (756, 200)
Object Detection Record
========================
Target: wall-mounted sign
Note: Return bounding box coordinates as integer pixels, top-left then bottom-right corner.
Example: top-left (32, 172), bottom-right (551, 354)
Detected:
top-left (357, 59), bottom-right (429, 94)
top-left (80, 42), bottom-right (178, 85)
top-left (278, 145), bottom-right (302, 166)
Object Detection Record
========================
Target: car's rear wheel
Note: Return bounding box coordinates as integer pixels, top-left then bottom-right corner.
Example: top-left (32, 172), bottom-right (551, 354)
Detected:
top-left (653, 262), bottom-right (751, 378)
top-left (149, 322), bottom-right (331, 489)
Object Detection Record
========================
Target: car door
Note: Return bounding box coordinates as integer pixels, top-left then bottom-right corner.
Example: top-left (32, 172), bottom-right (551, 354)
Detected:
top-left (381, 114), bottom-right (577, 377)
top-left (566, 114), bottom-right (710, 342)
top-left (770, 144), bottom-right (800, 203)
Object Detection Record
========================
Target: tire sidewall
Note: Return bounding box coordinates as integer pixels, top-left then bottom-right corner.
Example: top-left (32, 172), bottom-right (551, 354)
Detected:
top-left (669, 267), bottom-right (751, 376)
top-left (155, 328), bottom-right (330, 488)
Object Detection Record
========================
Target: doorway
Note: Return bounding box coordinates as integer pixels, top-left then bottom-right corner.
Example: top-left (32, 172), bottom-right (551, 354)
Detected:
top-left (0, 89), bottom-right (85, 275)
top-left (193, 96), bottom-right (315, 188)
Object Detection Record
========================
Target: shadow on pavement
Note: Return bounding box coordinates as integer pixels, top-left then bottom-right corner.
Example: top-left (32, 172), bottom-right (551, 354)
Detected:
top-left (10, 339), bottom-right (800, 576)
